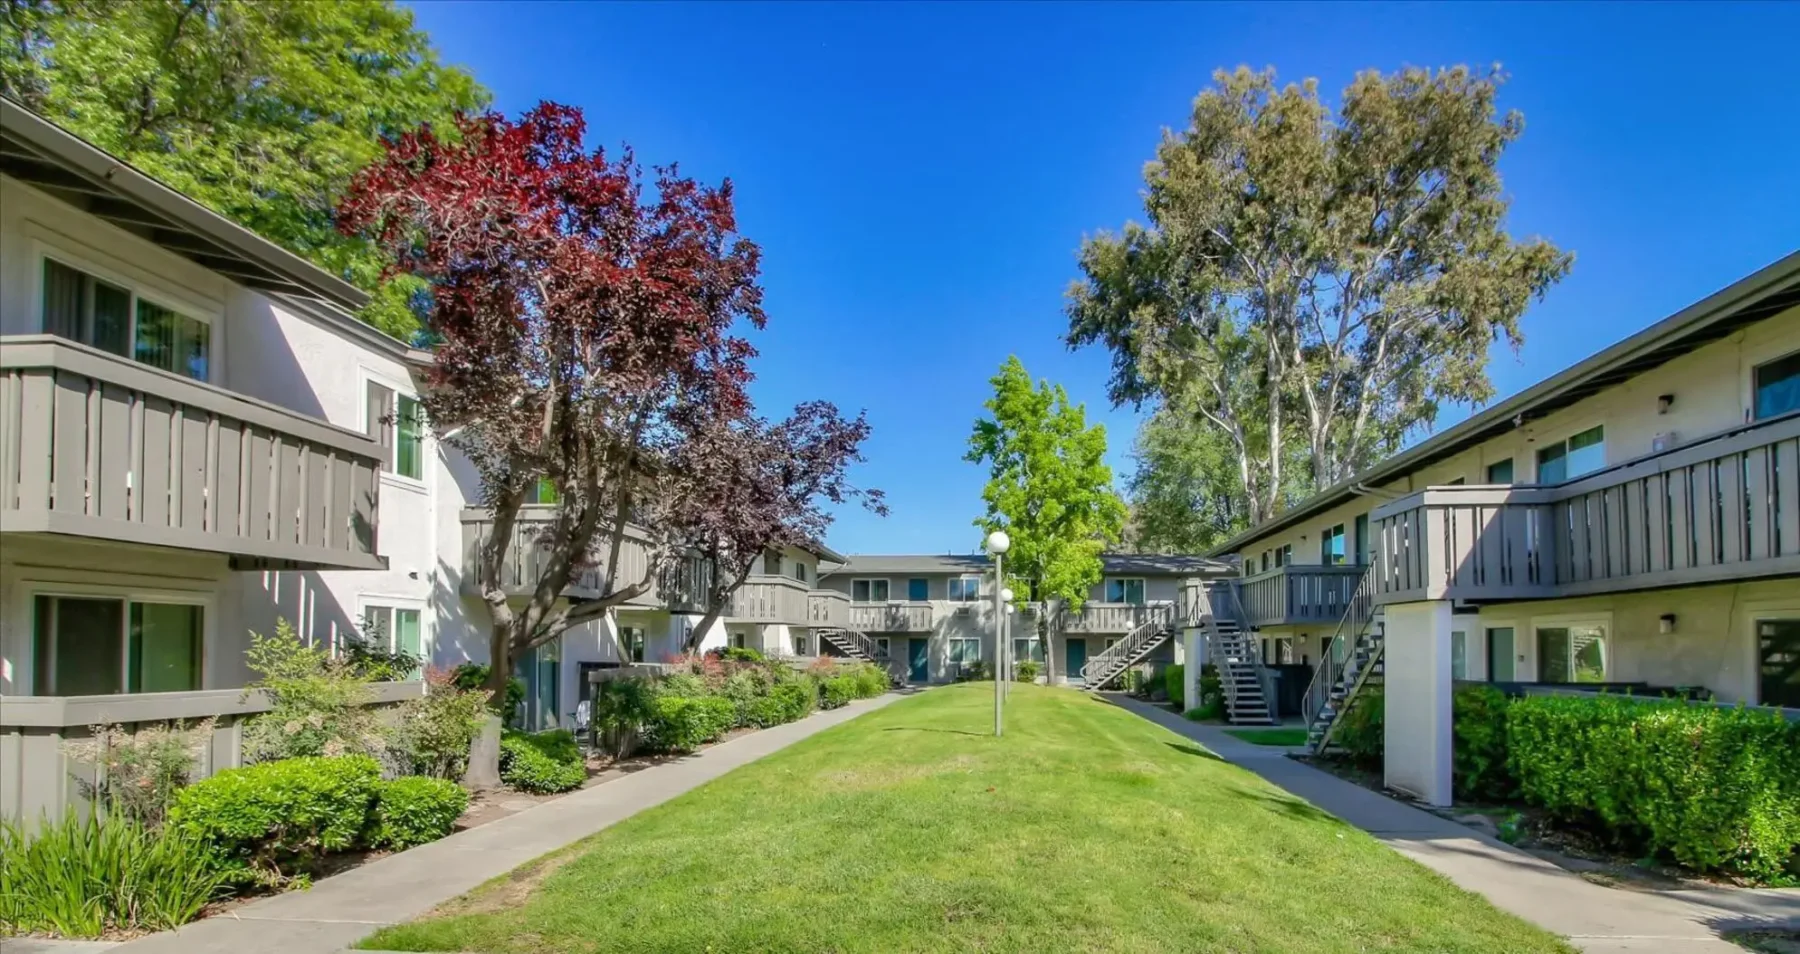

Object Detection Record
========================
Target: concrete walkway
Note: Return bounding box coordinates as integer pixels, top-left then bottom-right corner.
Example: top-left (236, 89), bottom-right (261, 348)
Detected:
top-left (102, 692), bottom-right (908, 954)
top-left (1108, 694), bottom-right (1800, 953)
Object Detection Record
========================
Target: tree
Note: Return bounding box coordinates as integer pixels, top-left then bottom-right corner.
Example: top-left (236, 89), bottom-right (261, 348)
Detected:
top-left (1, 0), bottom-right (487, 337)
top-left (1124, 399), bottom-right (1247, 554)
top-left (1067, 66), bottom-right (1571, 524)
top-left (672, 401), bottom-right (885, 652)
top-left (337, 103), bottom-right (765, 711)
top-left (967, 356), bottom-right (1126, 681)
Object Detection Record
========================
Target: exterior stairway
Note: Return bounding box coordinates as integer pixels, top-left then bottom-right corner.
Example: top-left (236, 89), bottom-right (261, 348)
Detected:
top-left (1079, 603), bottom-right (1179, 689)
top-left (1202, 599), bottom-right (1277, 726)
top-left (1300, 568), bottom-right (1384, 754)
top-left (818, 627), bottom-right (887, 662)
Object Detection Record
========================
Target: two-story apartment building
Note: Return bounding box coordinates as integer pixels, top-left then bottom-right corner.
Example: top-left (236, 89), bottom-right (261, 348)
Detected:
top-left (1211, 250), bottom-right (1800, 805)
top-left (816, 553), bottom-right (1233, 684)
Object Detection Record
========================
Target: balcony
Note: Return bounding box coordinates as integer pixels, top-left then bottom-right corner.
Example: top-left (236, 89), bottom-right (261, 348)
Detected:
top-left (1062, 601), bottom-right (1182, 634)
top-left (847, 601), bottom-right (935, 632)
top-left (0, 336), bottom-right (384, 570)
top-left (1371, 410), bottom-right (1800, 605)
top-left (806, 589), bottom-right (850, 628)
top-left (1237, 564), bottom-right (1365, 627)
top-left (460, 507), bottom-right (711, 611)
top-left (725, 575), bottom-right (810, 624)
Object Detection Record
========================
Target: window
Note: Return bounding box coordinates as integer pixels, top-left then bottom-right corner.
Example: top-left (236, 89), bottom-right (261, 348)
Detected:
top-left (621, 626), bottom-right (646, 663)
top-left (1013, 637), bottom-right (1044, 663)
top-left (906, 578), bottom-right (928, 601)
top-left (362, 604), bottom-right (423, 678)
top-left (947, 576), bottom-right (981, 602)
top-left (793, 632), bottom-right (810, 656)
top-left (763, 551), bottom-right (782, 575)
top-left (395, 395), bottom-right (424, 480)
top-left (1757, 619), bottom-right (1800, 708)
top-left (518, 637), bottom-right (560, 730)
top-left (730, 631), bottom-right (747, 650)
top-left (1755, 352), bottom-right (1800, 421)
top-left (793, 562), bottom-right (809, 584)
top-left (32, 595), bottom-right (202, 695)
top-left (1451, 630), bottom-right (1468, 681)
top-left (42, 259), bottom-right (211, 381)
top-left (1487, 627), bottom-right (1516, 682)
top-left (1320, 524), bottom-right (1347, 565)
top-left (1486, 459), bottom-right (1515, 485)
top-left (852, 579), bottom-right (890, 603)
top-left (1536, 624), bottom-right (1607, 684)
top-left (366, 382), bottom-right (425, 480)
top-left (1105, 578), bottom-right (1145, 604)
top-left (875, 637), bottom-right (891, 657)
top-left (527, 477), bottom-right (559, 505)
top-left (1260, 551), bottom-right (1270, 572)
top-left (1536, 425), bottom-right (1604, 483)
top-left (1352, 515), bottom-right (1368, 565)
top-left (949, 637), bottom-right (982, 666)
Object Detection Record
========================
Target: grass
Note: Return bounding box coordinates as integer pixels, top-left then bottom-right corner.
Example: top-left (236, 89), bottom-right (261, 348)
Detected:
top-left (361, 684), bottom-right (1572, 954)
top-left (1224, 727), bottom-right (1311, 746)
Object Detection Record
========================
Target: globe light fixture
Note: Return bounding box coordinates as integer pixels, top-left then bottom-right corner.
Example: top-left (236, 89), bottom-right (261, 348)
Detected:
top-left (985, 529), bottom-right (1010, 555)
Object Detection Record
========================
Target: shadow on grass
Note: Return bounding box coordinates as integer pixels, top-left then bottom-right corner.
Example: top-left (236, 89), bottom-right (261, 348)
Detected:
top-left (880, 726), bottom-right (989, 738)
top-left (1164, 742), bottom-right (1224, 762)
top-left (1242, 788), bottom-right (1341, 825)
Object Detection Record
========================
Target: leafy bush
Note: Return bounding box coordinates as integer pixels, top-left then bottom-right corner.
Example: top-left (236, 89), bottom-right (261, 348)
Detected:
top-left (592, 676), bottom-right (660, 758)
top-left (658, 672), bottom-right (711, 699)
top-left (717, 669), bottom-right (771, 727)
top-left (241, 620), bottom-right (390, 763)
top-left (1331, 685), bottom-right (1385, 767)
top-left (391, 667), bottom-right (488, 780)
top-left (1507, 695), bottom-right (1800, 879)
top-left (341, 616), bottom-right (424, 682)
top-left (744, 693), bottom-right (791, 728)
top-left (1164, 664), bottom-right (1185, 710)
top-left (645, 695), bottom-right (735, 752)
top-left (449, 662), bottom-right (526, 727)
top-left (0, 810), bottom-right (226, 937)
top-left (169, 755), bottom-right (380, 888)
top-left (1452, 685), bottom-right (1514, 802)
top-left (820, 674), bottom-right (858, 709)
top-left (367, 777), bottom-right (468, 851)
top-left (719, 646), bottom-right (766, 664)
top-left (60, 718), bottom-right (215, 825)
top-left (499, 731), bottom-right (586, 794)
top-left (1015, 659), bottom-right (1042, 682)
top-left (770, 681), bottom-right (817, 723)
top-left (849, 663), bottom-right (890, 698)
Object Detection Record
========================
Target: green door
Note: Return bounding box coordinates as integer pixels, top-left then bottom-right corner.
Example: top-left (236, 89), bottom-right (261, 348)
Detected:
top-left (1066, 638), bottom-right (1088, 682)
top-left (908, 637), bottom-right (930, 683)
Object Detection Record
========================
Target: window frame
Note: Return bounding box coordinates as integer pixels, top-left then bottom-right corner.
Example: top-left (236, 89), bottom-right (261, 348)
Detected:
top-left (25, 583), bottom-right (213, 697)
top-left (1534, 424), bottom-right (1605, 484)
top-left (1486, 458), bottom-right (1515, 485)
top-left (358, 597), bottom-right (427, 679)
top-left (1753, 350), bottom-right (1800, 422)
top-left (947, 575), bottom-right (982, 603)
top-left (35, 246), bottom-right (220, 384)
top-left (1320, 524), bottom-right (1347, 565)
top-left (362, 368), bottom-right (429, 489)
top-left (851, 578), bottom-right (891, 603)
top-left (1104, 577), bottom-right (1146, 605)
top-left (906, 577), bottom-right (929, 601)
top-left (874, 636), bottom-right (891, 657)
top-left (1735, 596), bottom-right (1800, 709)
top-left (1523, 612), bottom-right (1611, 684)
top-left (619, 624), bottom-right (648, 663)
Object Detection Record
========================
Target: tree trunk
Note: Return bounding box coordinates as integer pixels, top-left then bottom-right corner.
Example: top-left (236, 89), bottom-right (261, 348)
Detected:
top-left (464, 619), bottom-right (516, 788)
top-left (464, 715), bottom-right (503, 791)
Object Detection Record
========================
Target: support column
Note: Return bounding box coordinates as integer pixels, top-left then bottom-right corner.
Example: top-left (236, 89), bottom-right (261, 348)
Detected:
top-left (1382, 599), bottom-right (1453, 806)
top-left (1182, 626), bottom-right (1207, 714)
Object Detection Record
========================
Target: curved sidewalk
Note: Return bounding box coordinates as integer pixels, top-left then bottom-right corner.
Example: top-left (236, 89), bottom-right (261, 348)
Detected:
top-left (109, 692), bottom-right (908, 954)
top-left (1106, 694), bottom-right (1800, 954)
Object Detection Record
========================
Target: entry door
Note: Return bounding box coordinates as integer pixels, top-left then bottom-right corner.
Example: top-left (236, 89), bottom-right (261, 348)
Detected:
top-left (1759, 619), bottom-right (1800, 708)
top-left (1487, 627), bottom-right (1515, 682)
top-left (908, 637), bottom-right (930, 683)
top-left (1066, 638), bottom-right (1089, 681)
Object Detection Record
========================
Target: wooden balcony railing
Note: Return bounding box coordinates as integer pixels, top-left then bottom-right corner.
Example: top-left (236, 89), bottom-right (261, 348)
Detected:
top-left (1061, 601), bottom-right (1179, 634)
top-left (848, 601), bottom-right (934, 632)
top-left (0, 336), bottom-right (384, 570)
top-left (726, 575), bottom-right (810, 624)
top-left (1238, 564), bottom-right (1365, 626)
top-left (807, 589), bottom-right (850, 628)
top-left (460, 507), bottom-right (712, 611)
top-left (1371, 411), bottom-right (1800, 604)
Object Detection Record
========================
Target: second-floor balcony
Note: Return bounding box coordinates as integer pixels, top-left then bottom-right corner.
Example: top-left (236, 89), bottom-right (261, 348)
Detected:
top-left (725, 574), bottom-right (810, 624)
top-left (847, 601), bottom-right (935, 632)
top-left (1061, 600), bottom-right (1182, 634)
top-left (1238, 564), bottom-right (1365, 627)
top-left (806, 589), bottom-right (850, 628)
top-left (460, 506), bottom-right (711, 612)
top-left (0, 335), bottom-right (384, 571)
top-left (1370, 410), bottom-right (1800, 605)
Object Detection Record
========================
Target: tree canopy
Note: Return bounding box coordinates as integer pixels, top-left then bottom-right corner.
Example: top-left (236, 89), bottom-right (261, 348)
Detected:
top-left (1, 0), bottom-right (487, 338)
top-left (1068, 66), bottom-right (1571, 524)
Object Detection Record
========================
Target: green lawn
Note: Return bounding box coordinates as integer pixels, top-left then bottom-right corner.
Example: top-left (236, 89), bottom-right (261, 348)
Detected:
top-left (363, 684), bottom-right (1570, 954)
top-left (1224, 727), bottom-right (1312, 746)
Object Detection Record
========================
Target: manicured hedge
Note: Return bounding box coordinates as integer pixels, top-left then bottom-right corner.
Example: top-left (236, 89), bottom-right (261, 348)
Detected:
top-left (820, 674), bottom-right (859, 710)
top-left (1164, 664), bottom-right (1185, 710)
top-left (1452, 684), bottom-right (1513, 802)
top-left (367, 777), bottom-right (469, 850)
top-left (500, 730), bottom-right (587, 793)
top-left (169, 755), bottom-right (380, 887)
top-left (1507, 695), bottom-right (1800, 879)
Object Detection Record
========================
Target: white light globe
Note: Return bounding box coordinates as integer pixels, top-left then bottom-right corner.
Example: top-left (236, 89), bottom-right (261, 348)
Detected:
top-left (985, 529), bottom-right (1011, 554)
top-left (1000, 587), bottom-right (1015, 603)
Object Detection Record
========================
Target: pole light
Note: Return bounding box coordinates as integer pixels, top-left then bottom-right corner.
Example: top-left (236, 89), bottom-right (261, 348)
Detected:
top-left (1000, 587), bottom-right (1015, 700)
top-left (985, 530), bottom-right (1011, 737)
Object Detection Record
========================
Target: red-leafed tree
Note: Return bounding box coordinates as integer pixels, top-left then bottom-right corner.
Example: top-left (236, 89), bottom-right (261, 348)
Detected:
top-left (671, 400), bottom-right (886, 651)
top-left (337, 103), bottom-right (766, 712)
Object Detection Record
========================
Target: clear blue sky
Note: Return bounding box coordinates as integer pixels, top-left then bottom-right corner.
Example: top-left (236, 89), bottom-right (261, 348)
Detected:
top-left (407, 1), bottom-right (1800, 556)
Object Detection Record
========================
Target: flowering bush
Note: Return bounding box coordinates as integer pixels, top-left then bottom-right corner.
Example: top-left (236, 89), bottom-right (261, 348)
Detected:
top-left (391, 667), bottom-right (488, 780)
top-left (240, 620), bottom-right (390, 764)
top-left (61, 718), bottom-right (215, 825)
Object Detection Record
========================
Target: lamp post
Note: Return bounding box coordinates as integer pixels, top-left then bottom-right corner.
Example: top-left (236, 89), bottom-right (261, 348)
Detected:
top-left (1000, 587), bottom-right (1015, 700)
top-left (985, 530), bottom-right (1011, 737)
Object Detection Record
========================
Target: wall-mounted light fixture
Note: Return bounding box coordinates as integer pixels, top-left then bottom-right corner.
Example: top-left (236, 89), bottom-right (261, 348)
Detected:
top-left (1658, 394), bottom-right (1675, 415)
top-left (1659, 613), bottom-right (1677, 634)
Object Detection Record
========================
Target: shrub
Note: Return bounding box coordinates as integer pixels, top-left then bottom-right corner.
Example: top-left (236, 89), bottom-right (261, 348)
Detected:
top-left (1331, 685), bottom-right (1385, 767)
top-left (645, 695), bottom-right (735, 752)
top-left (1164, 664), bottom-right (1185, 710)
top-left (658, 671), bottom-right (711, 700)
top-left (1452, 685), bottom-right (1514, 802)
top-left (820, 674), bottom-right (858, 709)
top-left (241, 620), bottom-right (390, 763)
top-left (60, 718), bottom-right (215, 825)
top-left (391, 667), bottom-right (488, 780)
top-left (341, 616), bottom-right (424, 682)
top-left (449, 662), bottom-right (526, 727)
top-left (745, 693), bottom-right (791, 728)
top-left (1015, 659), bottom-right (1042, 682)
top-left (720, 646), bottom-right (766, 664)
top-left (499, 731), bottom-right (587, 794)
top-left (718, 669), bottom-right (771, 727)
top-left (367, 777), bottom-right (468, 851)
top-left (169, 755), bottom-right (381, 888)
top-left (769, 681), bottom-right (816, 723)
top-left (1507, 695), bottom-right (1800, 880)
top-left (0, 810), bottom-right (226, 937)
top-left (591, 676), bottom-right (660, 758)
top-left (850, 663), bottom-right (890, 698)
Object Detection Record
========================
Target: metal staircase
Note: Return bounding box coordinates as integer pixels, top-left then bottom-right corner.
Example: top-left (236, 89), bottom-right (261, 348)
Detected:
top-left (1198, 582), bottom-right (1276, 726)
top-left (818, 627), bottom-right (887, 662)
top-left (1301, 568), bottom-right (1384, 754)
top-left (1078, 602), bottom-right (1179, 689)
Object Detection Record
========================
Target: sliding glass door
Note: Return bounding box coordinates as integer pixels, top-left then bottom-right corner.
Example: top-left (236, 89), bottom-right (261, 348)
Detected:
top-left (33, 595), bottom-right (203, 695)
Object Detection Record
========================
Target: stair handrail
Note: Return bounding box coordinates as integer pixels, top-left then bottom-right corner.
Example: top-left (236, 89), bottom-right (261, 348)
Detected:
top-left (1202, 580), bottom-right (1274, 722)
top-left (1316, 636), bottom-right (1384, 754)
top-left (825, 626), bottom-right (885, 660)
top-left (1300, 566), bottom-right (1375, 729)
top-left (1079, 601), bottom-right (1177, 685)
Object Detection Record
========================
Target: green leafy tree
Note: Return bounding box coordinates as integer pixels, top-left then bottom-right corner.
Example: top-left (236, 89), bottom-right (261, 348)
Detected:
top-left (1068, 66), bottom-right (1571, 524)
top-left (968, 356), bottom-right (1127, 681)
top-left (0, 0), bottom-right (487, 337)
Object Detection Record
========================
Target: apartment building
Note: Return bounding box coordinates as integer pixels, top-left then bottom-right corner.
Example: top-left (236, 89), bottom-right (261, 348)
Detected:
top-left (1210, 251), bottom-right (1800, 805)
